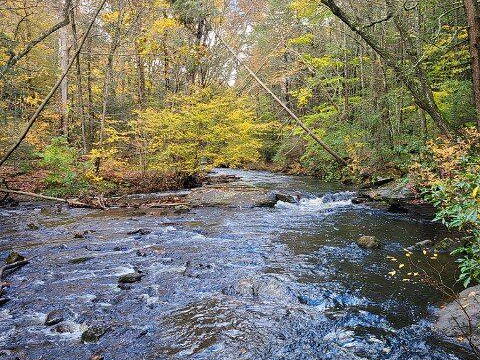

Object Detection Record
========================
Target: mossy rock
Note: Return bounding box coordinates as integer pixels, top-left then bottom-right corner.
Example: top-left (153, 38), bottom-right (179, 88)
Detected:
top-left (6, 251), bottom-right (26, 264)
top-left (356, 236), bottom-right (381, 249)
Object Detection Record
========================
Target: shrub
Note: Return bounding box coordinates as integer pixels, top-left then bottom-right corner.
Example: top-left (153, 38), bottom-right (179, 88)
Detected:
top-left (412, 128), bottom-right (480, 287)
top-left (39, 137), bottom-right (88, 196)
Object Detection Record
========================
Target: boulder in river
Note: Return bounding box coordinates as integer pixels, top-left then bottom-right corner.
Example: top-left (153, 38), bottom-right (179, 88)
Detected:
top-left (81, 325), bottom-right (108, 343)
top-left (5, 251), bottom-right (26, 264)
top-left (432, 285), bottom-right (480, 350)
top-left (118, 271), bottom-right (143, 284)
top-left (354, 180), bottom-right (436, 219)
top-left (271, 192), bottom-right (300, 204)
top-left (45, 310), bottom-right (64, 326)
top-left (186, 183), bottom-right (277, 208)
top-left (356, 236), bottom-right (381, 249)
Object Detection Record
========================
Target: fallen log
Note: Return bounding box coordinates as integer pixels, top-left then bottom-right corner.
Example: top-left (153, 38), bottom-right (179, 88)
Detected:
top-left (0, 188), bottom-right (105, 209)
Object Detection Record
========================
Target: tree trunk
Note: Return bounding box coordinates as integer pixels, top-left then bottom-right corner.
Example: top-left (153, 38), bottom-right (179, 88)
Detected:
top-left (463, 0), bottom-right (480, 129)
top-left (70, 4), bottom-right (87, 153)
top-left (58, 1), bottom-right (69, 137)
top-left (135, 43), bottom-right (146, 107)
top-left (86, 36), bottom-right (95, 148)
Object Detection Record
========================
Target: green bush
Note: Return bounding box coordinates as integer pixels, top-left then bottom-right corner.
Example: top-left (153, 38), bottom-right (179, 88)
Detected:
top-left (39, 137), bottom-right (88, 196)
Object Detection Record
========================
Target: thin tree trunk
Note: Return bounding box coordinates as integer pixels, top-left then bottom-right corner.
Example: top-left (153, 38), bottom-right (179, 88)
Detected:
top-left (58, 0), bottom-right (70, 137)
top-left (70, 4), bottom-right (87, 153)
top-left (463, 0), bottom-right (480, 129)
top-left (135, 43), bottom-right (146, 107)
top-left (86, 36), bottom-right (95, 148)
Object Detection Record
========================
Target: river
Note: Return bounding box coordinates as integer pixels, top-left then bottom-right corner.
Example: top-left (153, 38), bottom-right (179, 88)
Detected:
top-left (0, 169), bottom-right (475, 359)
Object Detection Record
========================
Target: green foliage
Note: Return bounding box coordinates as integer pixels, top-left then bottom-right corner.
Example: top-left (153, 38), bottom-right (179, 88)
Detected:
top-left (39, 137), bottom-right (88, 196)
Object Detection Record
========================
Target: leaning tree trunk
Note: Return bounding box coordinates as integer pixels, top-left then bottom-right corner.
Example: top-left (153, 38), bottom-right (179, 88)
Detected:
top-left (463, 0), bottom-right (480, 130)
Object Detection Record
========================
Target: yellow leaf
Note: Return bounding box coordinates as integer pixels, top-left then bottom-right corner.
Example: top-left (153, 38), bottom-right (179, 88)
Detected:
top-left (473, 186), bottom-right (479, 198)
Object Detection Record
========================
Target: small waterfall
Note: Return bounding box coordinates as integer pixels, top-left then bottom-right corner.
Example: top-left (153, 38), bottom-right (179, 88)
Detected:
top-left (275, 191), bottom-right (356, 212)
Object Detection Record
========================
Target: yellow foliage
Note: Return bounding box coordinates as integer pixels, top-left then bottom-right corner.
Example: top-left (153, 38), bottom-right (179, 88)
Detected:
top-left (104, 88), bottom-right (262, 175)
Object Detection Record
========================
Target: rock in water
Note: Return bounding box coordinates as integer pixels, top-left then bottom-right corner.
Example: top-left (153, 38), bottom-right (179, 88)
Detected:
top-left (432, 285), bottom-right (480, 349)
top-left (81, 325), bottom-right (108, 343)
top-left (118, 271), bottom-right (143, 284)
top-left (45, 310), bottom-right (64, 326)
top-left (356, 236), bottom-right (381, 249)
top-left (5, 251), bottom-right (26, 264)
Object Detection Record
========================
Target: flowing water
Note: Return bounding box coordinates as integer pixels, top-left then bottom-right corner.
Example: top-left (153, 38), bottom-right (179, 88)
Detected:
top-left (0, 169), bottom-right (475, 360)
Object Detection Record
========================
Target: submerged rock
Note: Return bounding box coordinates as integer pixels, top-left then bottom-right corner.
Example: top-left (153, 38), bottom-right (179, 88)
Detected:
top-left (45, 310), bottom-right (64, 326)
top-left (356, 236), bottom-right (381, 249)
top-left (127, 228), bottom-right (152, 236)
top-left (183, 260), bottom-right (215, 278)
top-left (54, 323), bottom-right (73, 333)
top-left (81, 325), bottom-right (108, 343)
top-left (118, 271), bottom-right (143, 284)
top-left (223, 276), bottom-right (297, 303)
top-left (432, 285), bottom-right (480, 349)
top-left (5, 251), bottom-right (26, 264)
top-left (27, 222), bottom-right (40, 230)
top-left (68, 256), bottom-right (94, 264)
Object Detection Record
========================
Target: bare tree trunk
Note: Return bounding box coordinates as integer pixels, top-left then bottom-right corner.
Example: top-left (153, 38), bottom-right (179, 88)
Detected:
top-left (86, 36), bottom-right (95, 148)
top-left (135, 43), bottom-right (146, 107)
top-left (463, 0), bottom-right (480, 129)
top-left (58, 0), bottom-right (70, 137)
top-left (70, 3), bottom-right (87, 153)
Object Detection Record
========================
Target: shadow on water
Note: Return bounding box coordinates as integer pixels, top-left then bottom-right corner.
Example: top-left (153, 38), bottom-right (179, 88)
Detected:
top-left (0, 169), bottom-right (476, 360)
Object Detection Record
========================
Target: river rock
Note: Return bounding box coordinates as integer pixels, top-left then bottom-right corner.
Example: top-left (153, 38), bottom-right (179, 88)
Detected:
top-left (54, 323), bottom-right (73, 333)
top-left (81, 325), bottom-right (108, 343)
top-left (186, 183), bottom-right (277, 208)
top-left (118, 271), bottom-right (143, 284)
top-left (356, 236), bottom-right (381, 249)
top-left (27, 222), bottom-right (40, 230)
top-left (271, 192), bottom-right (300, 204)
top-left (223, 276), bottom-right (297, 303)
top-left (0, 297), bottom-right (10, 306)
top-left (45, 310), bottom-right (64, 326)
top-left (432, 285), bottom-right (480, 349)
top-left (355, 180), bottom-right (436, 219)
top-left (5, 251), bottom-right (26, 264)
top-left (127, 228), bottom-right (152, 236)
top-left (183, 260), bottom-right (215, 278)
top-left (68, 256), bottom-right (94, 264)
